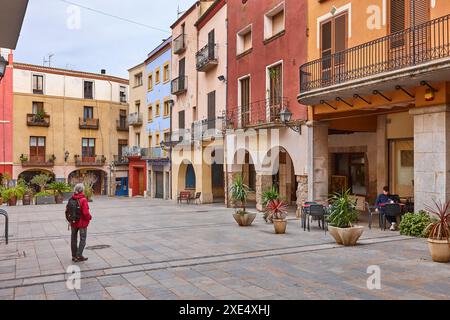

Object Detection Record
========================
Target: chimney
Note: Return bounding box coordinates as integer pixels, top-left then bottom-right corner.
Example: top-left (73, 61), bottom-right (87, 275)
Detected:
top-left (101, 69), bottom-right (106, 75)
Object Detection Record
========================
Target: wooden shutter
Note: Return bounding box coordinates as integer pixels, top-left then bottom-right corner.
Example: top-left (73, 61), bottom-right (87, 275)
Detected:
top-left (207, 91), bottom-right (216, 129)
top-left (390, 0), bottom-right (406, 48)
top-left (240, 78), bottom-right (250, 126)
top-left (208, 30), bottom-right (215, 59)
top-left (321, 20), bottom-right (332, 83)
top-left (411, 0), bottom-right (430, 26)
top-left (178, 110), bottom-right (185, 129)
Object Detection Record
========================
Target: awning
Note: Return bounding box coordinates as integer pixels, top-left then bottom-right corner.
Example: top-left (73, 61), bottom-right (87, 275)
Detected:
top-left (0, 0), bottom-right (28, 49)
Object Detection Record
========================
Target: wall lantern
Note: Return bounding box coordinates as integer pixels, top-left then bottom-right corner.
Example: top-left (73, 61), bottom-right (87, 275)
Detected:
top-left (280, 108), bottom-right (302, 134)
top-left (64, 151), bottom-right (70, 162)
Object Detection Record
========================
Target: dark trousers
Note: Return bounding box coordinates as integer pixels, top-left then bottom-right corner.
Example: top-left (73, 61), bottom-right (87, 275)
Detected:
top-left (71, 227), bottom-right (87, 258)
top-left (380, 208), bottom-right (397, 224)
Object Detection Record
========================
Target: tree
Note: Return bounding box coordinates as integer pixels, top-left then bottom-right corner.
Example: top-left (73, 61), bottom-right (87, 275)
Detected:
top-left (31, 174), bottom-right (51, 192)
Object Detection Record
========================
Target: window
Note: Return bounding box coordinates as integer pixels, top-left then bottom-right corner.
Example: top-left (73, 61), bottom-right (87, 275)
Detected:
top-left (148, 73), bottom-right (153, 91)
top-left (155, 132), bottom-right (160, 146)
top-left (148, 105), bottom-right (153, 122)
top-left (118, 139), bottom-right (128, 157)
top-left (207, 91), bottom-right (216, 130)
top-left (83, 81), bottom-right (94, 99)
top-left (82, 138), bottom-right (95, 158)
top-left (163, 99), bottom-right (170, 117)
top-left (83, 106), bottom-right (94, 120)
top-left (163, 62), bottom-right (170, 82)
top-left (135, 101), bottom-right (140, 114)
top-left (134, 73), bottom-right (143, 87)
top-left (155, 67), bottom-right (161, 84)
top-left (119, 110), bottom-right (127, 128)
top-left (208, 29), bottom-right (216, 59)
top-left (240, 77), bottom-right (250, 126)
top-left (155, 100), bottom-right (161, 117)
top-left (148, 134), bottom-right (153, 148)
top-left (29, 136), bottom-right (46, 161)
top-left (267, 63), bottom-right (283, 104)
top-left (264, 3), bottom-right (285, 40)
top-left (178, 110), bottom-right (185, 129)
top-left (120, 86), bottom-right (127, 103)
top-left (135, 133), bottom-right (141, 146)
top-left (237, 25), bottom-right (252, 55)
top-left (32, 75), bottom-right (44, 94)
top-left (32, 102), bottom-right (44, 114)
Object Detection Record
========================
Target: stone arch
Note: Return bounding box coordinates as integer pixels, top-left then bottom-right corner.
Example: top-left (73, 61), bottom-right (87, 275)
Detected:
top-left (17, 169), bottom-right (56, 192)
top-left (176, 159), bottom-right (197, 195)
top-left (68, 168), bottom-right (108, 195)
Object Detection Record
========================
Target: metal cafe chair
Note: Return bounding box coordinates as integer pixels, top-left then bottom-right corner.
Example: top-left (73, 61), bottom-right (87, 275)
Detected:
top-left (365, 201), bottom-right (381, 230)
top-left (304, 204), bottom-right (326, 232)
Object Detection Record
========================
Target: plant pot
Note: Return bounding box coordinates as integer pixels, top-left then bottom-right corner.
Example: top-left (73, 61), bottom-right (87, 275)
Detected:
top-left (0, 197), bottom-right (3, 206)
top-left (328, 226), bottom-right (365, 246)
top-left (8, 196), bottom-right (17, 206)
top-left (273, 219), bottom-right (287, 234)
top-left (427, 239), bottom-right (450, 263)
top-left (55, 193), bottom-right (64, 204)
top-left (23, 194), bottom-right (32, 205)
top-left (35, 195), bottom-right (56, 205)
top-left (232, 212), bottom-right (256, 226)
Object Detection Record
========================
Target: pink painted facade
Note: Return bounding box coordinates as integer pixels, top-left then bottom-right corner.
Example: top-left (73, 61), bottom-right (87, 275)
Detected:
top-left (0, 50), bottom-right (13, 177)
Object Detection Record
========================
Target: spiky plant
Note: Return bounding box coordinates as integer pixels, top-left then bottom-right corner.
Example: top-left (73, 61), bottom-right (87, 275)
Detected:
top-left (230, 175), bottom-right (249, 215)
top-left (266, 199), bottom-right (288, 222)
top-left (327, 189), bottom-right (359, 228)
top-left (424, 200), bottom-right (450, 241)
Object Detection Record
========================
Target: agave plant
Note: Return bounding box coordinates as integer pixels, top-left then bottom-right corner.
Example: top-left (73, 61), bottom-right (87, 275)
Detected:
top-left (265, 199), bottom-right (288, 222)
top-left (230, 175), bottom-right (249, 215)
top-left (424, 200), bottom-right (450, 241)
top-left (262, 186), bottom-right (280, 207)
top-left (327, 189), bottom-right (359, 228)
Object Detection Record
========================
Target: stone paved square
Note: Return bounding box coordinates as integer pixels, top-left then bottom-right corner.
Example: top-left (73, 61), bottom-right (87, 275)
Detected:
top-left (0, 197), bottom-right (449, 300)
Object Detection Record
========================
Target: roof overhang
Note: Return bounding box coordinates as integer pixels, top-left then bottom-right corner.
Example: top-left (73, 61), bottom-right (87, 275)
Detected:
top-left (0, 0), bottom-right (29, 49)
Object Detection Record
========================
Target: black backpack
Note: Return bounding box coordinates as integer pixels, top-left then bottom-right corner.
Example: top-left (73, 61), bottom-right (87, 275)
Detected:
top-left (65, 198), bottom-right (81, 223)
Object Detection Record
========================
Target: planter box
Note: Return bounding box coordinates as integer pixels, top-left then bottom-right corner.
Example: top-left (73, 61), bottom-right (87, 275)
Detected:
top-left (63, 192), bottom-right (74, 201)
top-left (35, 196), bottom-right (56, 205)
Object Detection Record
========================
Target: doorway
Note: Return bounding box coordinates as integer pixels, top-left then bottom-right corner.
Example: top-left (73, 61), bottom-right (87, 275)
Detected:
top-left (389, 139), bottom-right (414, 198)
top-left (155, 171), bottom-right (164, 199)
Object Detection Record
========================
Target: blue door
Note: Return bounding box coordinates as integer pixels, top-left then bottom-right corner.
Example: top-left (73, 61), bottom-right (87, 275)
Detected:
top-left (185, 164), bottom-right (196, 189)
top-left (115, 177), bottom-right (129, 196)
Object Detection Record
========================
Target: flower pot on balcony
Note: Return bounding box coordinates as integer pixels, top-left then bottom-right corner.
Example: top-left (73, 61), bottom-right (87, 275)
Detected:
top-left (427, 239), bottom-right (450, 263)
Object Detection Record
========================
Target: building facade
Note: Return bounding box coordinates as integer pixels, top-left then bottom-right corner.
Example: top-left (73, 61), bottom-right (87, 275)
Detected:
top-left (145, 38), bottom-right (172, 200)
top-left (12, 63), bottom-right (129, 195)
top-left (127, 63), bottom-right (147, 197)
top-left (0, 50), bottom-right (14, 181)
top-left (299, 0), bottom-right (450, 211)
top-left (226, 0), bottom-right (309, 211)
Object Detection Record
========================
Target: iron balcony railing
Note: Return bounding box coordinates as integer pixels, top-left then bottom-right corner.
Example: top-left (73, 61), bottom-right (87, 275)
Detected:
top-left (116, 120), bottom-right (129, 131)
top-left (144, 147), bottom-right (168, 160)
top-left (79, 117), bottom-right (99, 130)
top-left (192, 117), bottom-right (225, 141)
top-left (227, 97), bottom-right (289, 129)
top-left (113, 155), bottom-right (129, 165)
top-left (300, 13), bottom-right (450, 93)
top-left (20, 154), bottom-right (55, 167)
top-left (196, 43), bottom-right (219, 71)
top-left (27, 113), bottom-right (50, 127)
top-left (75, 155), bottom-right (106, 166)
top-left (171, 128), bottom-right (192, 145)
top-left (171, 76), bottom-right (187, 95)
top-left (173, 33), bottom-right (186, 54)
top-left (128, 112), bottom-right (143, 126)
top-left (123, 146), bottom-right (148, 158)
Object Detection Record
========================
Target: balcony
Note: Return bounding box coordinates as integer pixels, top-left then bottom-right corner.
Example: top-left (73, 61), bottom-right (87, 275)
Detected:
top-left (196, 44), bottom-right (218, 72)
top-left (142, 147), bottom-right (168, 160)
top-left (128, 112), bottom-right (143, 127)
top-left (116, 120), bottom-right (129, 132)
top-left (27, 113), bottom-right (50, 127)
top-left (75, 155), bottom-right (106, 167)
top-left (299, 14), bottom-right (450, 105)
top-left (192, 116), bottom-right (225, 141)
top-left (113, 155), bottom-right (129, 166)
top-left (79, 118), bottom-right (99, 130)
top-left (20, 154), bottom-right (55, 167)
top-left (173, 34), bottom-right (186, 54)
top-left (123, 146), bottom-right (148, 158)
top-left (227, 97), bottom-right (289, 129)
top-left (171, 128), bottom-right (192, 145)
top-left (171, 76), bottom-right (187, 95)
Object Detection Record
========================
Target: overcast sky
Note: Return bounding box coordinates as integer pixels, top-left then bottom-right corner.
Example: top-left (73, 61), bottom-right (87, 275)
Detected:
top-left (14, 0), bottom-right (196, 78)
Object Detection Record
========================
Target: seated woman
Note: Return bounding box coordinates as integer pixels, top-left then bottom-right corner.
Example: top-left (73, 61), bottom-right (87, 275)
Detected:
top-left (375, 186), bottom-right (398, 231)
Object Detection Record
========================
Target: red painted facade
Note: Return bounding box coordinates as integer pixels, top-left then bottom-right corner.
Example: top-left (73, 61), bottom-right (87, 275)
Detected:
top-left (227, 0), bottom-right (308, 121)
top-left (0, 51), bottom-right (13, 177)
top-left (128, 157), bottom-right (147, 197)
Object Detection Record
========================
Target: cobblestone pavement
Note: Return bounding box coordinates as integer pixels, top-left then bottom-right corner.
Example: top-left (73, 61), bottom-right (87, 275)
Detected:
top-left (0, 197), bottom-right (449, 300)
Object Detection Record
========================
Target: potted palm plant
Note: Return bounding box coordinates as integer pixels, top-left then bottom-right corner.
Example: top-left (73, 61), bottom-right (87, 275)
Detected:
top-left (230, 175), bottom-right (256, 226)
top-left (327, 189), bottom-right (364, 246)
top-left (424, 200), bottom-right (450, 263)
top-left (1, 185), bottom-right (25, 206)
top-left (17, 179), bottom-right (33, 205)
top-left (266, 199), bottom-right (288, 234)
top-left (49, 181), bottom-right (72, 204)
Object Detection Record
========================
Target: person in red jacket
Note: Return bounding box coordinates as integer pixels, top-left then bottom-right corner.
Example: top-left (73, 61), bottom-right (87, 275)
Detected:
top-left (70, 183), bottom-right (92, 262)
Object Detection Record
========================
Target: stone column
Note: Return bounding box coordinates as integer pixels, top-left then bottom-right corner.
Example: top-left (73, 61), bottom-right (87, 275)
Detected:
top-left (376, 115), bottom-right (388, 198)
top-left (309, 121), bottom-right (329, 202)
top-left (256, 173), bottom-right (273, 211)
top-left (226, 171), bottom-right (240, 208)
top-left (296, 175), bottom-right (308, 218)
top-left (410, 105), bottom-right (450, 211)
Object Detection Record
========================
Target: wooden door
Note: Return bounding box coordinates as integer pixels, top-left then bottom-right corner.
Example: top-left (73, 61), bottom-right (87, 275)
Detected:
top-left (155, 172), bottom-right (164, 199)
top-left (138, 169), bottom-right (144, 196)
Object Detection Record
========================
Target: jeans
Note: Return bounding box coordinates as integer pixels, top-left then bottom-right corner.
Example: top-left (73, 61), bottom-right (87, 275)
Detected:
top-left (71, 227), bottom-right (87, 257)
top-left (379, 207), bottom-right (397, 224)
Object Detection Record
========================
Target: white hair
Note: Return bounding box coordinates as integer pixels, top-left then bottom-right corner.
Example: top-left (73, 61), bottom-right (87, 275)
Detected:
top-left (74, 183), bottom-right (85, 194)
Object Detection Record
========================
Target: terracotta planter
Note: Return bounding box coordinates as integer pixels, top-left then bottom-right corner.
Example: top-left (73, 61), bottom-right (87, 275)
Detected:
top-left (427, 239), bottom-right (450, 263)
top-left (8, 196), bottom-right (17, 206)
top-left (328, 226), bottom-right (364, 246)
top-left (55, 193), bottom-right (64, 204)
top-left (273, 219), bottom-right (287, 234)
top-left (232, 212), bottom-right (256, 227)
top-left (23, 194), bottom-right (32, 206)
top-left (0, 197), bottom-right (3, 206)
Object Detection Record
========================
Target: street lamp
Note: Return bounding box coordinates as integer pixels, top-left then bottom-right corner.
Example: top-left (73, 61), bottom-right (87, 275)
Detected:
top-left (0, 56), bottom-right (9, 81)
top-left (279, 108), bottom-right (302, 134)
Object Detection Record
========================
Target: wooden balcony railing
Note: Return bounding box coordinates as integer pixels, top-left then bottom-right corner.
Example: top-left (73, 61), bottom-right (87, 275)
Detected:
top-left (27, 114), bottom-right (50, 127)
top-left (79, 118), bottom-right (99, 130)
top-left (300, 13), bottom-right (450, 93)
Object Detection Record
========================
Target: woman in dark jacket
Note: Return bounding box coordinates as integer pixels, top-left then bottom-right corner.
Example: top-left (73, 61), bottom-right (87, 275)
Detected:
top-left (70, 183), bottom-right (92, 262)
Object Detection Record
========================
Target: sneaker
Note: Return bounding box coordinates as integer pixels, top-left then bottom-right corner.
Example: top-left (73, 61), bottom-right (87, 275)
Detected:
top-left (72, 257), bottom-right (79, 262)
top-left (390, 223), bottom-right (397, 231)
top-left (77, 256), bottom-right (88, 262)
